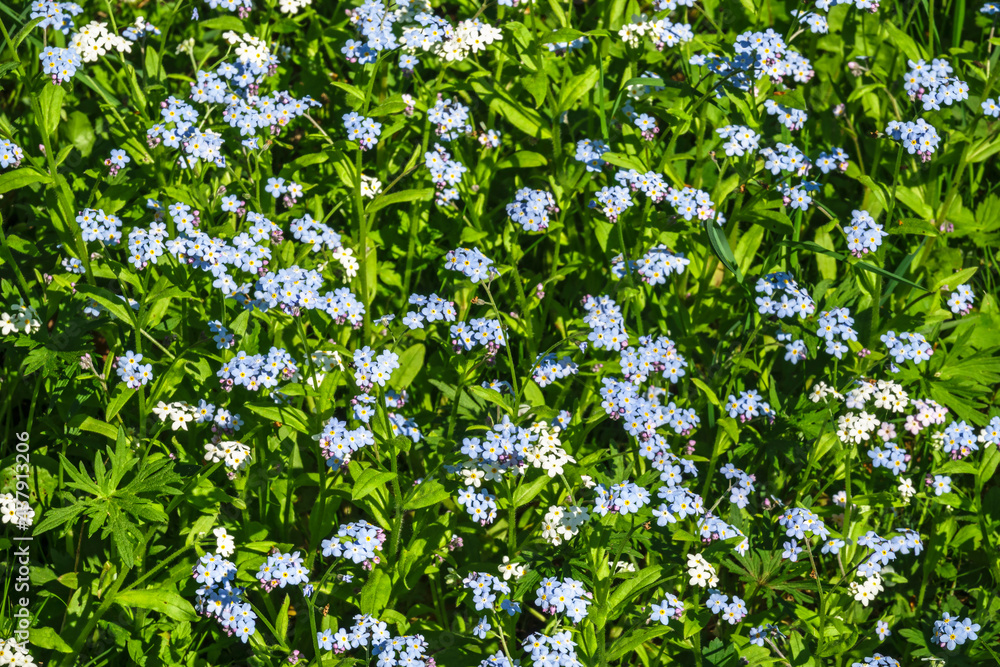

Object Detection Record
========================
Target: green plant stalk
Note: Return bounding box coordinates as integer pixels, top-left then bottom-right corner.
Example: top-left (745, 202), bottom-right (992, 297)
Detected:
top-left (59, 563), bottom-right (133, 667)
top-left (484, 282), bottom-right (521, 400)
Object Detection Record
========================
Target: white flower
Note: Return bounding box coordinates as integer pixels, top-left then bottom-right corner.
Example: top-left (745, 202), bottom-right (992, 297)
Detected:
top-left (0, 313), bottom-right (18, 336)
top-left (213, 527), bottom-right (236, 557)
top-left (499, 555), bottom-right (526, 581)
top-left (686, 553), bottom-right (719, 587)
top-left (170, 411), bottom-right (194, 431)
top-left (152, 401), bottom-right (174, 421)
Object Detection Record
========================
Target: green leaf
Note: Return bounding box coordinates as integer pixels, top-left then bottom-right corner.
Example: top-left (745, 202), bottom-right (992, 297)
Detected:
top-left (558, 65), bottom-right (600, 110)
top-left (274, 594), bottom-right (291, 646)
top-left (404, 478), bottom-right (451, 510)
top-left (353, 467), bottom-right (397, 501)
top-left (330, 80), bottom-right (366, 103)
top-left (114, 588), bottom-right (198, 621)
top-left (0, 167), bottom-right (50, 195)
top-left (495, 151), bottom-right (549, 170)
top-left (601, 152), bottom-right (646, 172)
top-left (245, 403), bottom-right (311, 433)
top-left (106, 385), bottom-right (135, 422)
top-left (38, 83), bottom-right (65, 137)
top-left (690, 377), bottom-right (721, 407)
top-left (607, 625), bottom-right (672, 662)
top-left (390, 344), bottom-right (425, 391)
top-left (853, 259), bottom-right (926, 293)
top-left (512, 474), bottom-right (550, 508)
top-left (76, 284), bottom-right (136, 325)
top-left (199, 16), bottom-right (246, 32)
top-left (366, 188), bottom-right (435, 214)
top-left (542, 27), bottom-right (586, 43)
top-left (931, 266), bottom-right (977, 291)
top-left (67, 414), bottom-right (119, 440)
top-left (29, 627), bottom-right (73, 653)
top-left (704, 220), bottom-right (743, 283)
top-left (608, 565), bottom-right (663, 617)
top-left (359, 567), bottom-right (392, 615)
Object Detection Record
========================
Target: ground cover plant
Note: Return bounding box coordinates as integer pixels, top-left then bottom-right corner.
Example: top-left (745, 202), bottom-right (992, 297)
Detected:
top-left (1, 0), bottom-right (999, 664)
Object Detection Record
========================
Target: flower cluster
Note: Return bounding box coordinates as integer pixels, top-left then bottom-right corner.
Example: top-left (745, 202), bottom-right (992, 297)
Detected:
top-left (590, 185), bottom-right (634, 223)
top-left (540, 505), bottom-right (591, 546)
top-left (725, 390), bottom-right (774, 423)
top-left (532, 354), bottom-right (579, 387)
top-left (574, 138), bottom-right (609, 171)
top-left (0, 303), bottom-right (42, 337)
top-left (706, 592), bottom-right (748, 625)
top-left (76, 207), bottom-right (123, 245)
top-left (321, 521), bottom-right (387, 567)
top-left (0, 139), bottom-right (25, 169)
top-left (765, 100), bottom-right (808, 131)
top-left (193, 553), bottom-right (258, 643)
top-left (535, 577), bottom-right (592, 623)
top-left (217, 348), bottom-right (298, 392)
top-left (884, 119), bottom-right (941, 160)
top-left (902, 59), bottom-right (968, 111)
top-left (816, 307), bottom-right (858, 359)
top-left (843, 209), bottom-right (887, 257)
top-left (343, 112), bottom-right (381, 150)
top-left (0, 492), bottom-right (33, 527)
top-left (425, 143), bottom-right (467, 206)
top-left (754, 272), bottom-right (816, 319)
top-left (444, 247), bottom-right (498, 283)
top-left (946, 284), bottom-right (975, 315)
top-left (115, 350), bottom-right (153, 389)
top-left (648, 594), bottom-right (684, 624)
top-left (717, 125), bottom-right (761, 156)
top-left (931, 613), bottom-right (980, 650)
top-left (0, 639), bottom-right (38, 667)
top-left (521, 632), bottom-right (582, 667)
top-left (402, 293), bottom-right (458, 329)
top-left (881, 330), bottom-right (934, 365)
top-left (317, 615), bottom-right (426, 665)
top-left (593, 481), bottom-right (650, 516)
top-left (204, 440), bottom-right (252, 471)
top-left (686, 553), bottom-right (720, 587)
top-left (255, 550), bottom-right (311, 593)
top-left (506, 187), bottom-right (558, 232)
top-left (450, 318), bottom-right (507, 361)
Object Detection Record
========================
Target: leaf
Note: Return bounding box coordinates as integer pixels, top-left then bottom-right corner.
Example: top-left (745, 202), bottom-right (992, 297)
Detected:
top-left (512, 474), bottom-right (550, 508)
top-left (199, 16), bottom-right (245, 32)
top-left (274, 594), bottom-right (291, 646)
top-left (558, 65), bottom-right (600, 110)
top-left (704, 220), bottom-right (743, 283)
top-left (29, 627), bottom-right (72, 653)
top-left (608, 565), bottom-right (663, 617)
top-left (67, 414), bottom-right (118, 440)
top-left (245, 403), bottom-right (311, 433)
top-left (690, 377), bottom-right (721, 407)
top-left (601, 152), bottom-right (646, 172)
top-left (0, 167), bottom-right (50, 195)
top-left (931, 266), bottom-right (977, 292)
top-left (106, 385), bottom-right (134, 422)
top-left (469, 78), bottom-right (551, 139)
top-left (607, 624), bottom-right (672, 661)
top-left (38, 83), bottom-right (65, 137)
top-left (114, 588), bottom-right (198, 621)
top-left (542, 27), bottom-right (586, 43)
top-left (495, 151), bottom-right (548, 170)
top-left (76, 284), bottom-right (136, 325)
top-left (10, 16), bottom-right (46, 51)
top-left (390, 344), bottom-right (424, 391)
top-left (330, 80), bottom-right (366, 103)
top-left (404, 478), bottom-right (451, 510)
top-left (353, 467), bottom-right (397, 501)
top-left (366, 188), bottom-right (435, 214)
top-left (359, 567), bottom-right (392, 615)
top-left (853, 259), bottom-right (926, 293)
